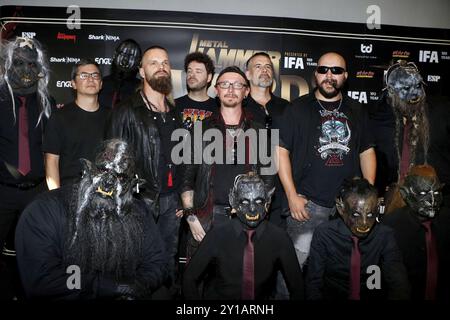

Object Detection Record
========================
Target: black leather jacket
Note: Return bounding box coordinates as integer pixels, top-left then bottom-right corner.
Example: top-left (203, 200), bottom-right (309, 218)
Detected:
top-left (106, 91), bottom-right (182, 204)
top-left (180, 111), bottom-right (275, 210)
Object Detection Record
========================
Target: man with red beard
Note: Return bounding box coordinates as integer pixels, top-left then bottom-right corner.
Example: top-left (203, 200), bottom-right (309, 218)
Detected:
top-left (107, 46), bottom-right (183, 295)
top-left (275, 52), bottom-right (376, 274)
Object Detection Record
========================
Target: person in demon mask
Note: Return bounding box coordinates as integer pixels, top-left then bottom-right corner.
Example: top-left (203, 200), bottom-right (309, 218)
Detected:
top-left (0, 36), bottom-right (53, 298)
top-left (99, 39), bottom-right (142, 108)
top-left (15, 139), bottom-right (168, 299)
top-left (183, 172), bottom-right (303, 300)
top-left (306, 178), bottom-right (410, 300)
top-left (370, 61), bottom-right (429, 211)
top-left (383, 165), bottom-right (450, 300)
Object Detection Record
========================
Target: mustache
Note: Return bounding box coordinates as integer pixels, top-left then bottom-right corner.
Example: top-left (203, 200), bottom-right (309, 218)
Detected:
top-left (321, 79), bottom-right (338, 88)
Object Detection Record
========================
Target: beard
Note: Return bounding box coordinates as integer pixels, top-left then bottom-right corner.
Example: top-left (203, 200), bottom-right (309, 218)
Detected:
top-left (63, 184), bottom-right (144, 280)
top-left (252, 75), bottom-right (273, 88)
top-left (317, 78), bottom-right (343, 99)
top-left (187, 78), bottom-right (208, 92)
top-left (147, 73), bottom-right (172, 95)
top-left (388, 92), bottom-right (426, 119)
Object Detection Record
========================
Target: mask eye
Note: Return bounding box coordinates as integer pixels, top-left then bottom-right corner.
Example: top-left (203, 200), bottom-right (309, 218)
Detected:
top-left (403, 86), bottom-right (410, 90)
top-left (420, 191), bottom-right (427, 195)
top-left (352, 212), bottom-right (360, 217)
top-left (255, 199), bottom-right (263, 205)
top-left (241, 200), bottom-right (249, 205)
top-left (367, 212), bottom-right (373, 218)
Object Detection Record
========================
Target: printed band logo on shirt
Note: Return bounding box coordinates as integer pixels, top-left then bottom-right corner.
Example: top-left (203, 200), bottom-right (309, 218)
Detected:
top-left (316, 110), bottom-right (351, 167)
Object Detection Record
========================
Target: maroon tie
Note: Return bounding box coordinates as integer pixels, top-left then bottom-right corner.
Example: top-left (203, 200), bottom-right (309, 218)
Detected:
top-left (17, 96), bottom-right (31, 176)
top-left (399, 121), bottom-right (412, 180)
top-left (349, 235), bottom-right (361, 300)
top-left (242, 229), bottom-right (255, 300)
top-left (422, 220), bottom-right (438, 300)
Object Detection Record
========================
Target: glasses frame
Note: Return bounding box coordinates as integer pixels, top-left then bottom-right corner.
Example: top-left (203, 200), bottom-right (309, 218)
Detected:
top-left (76, 72), bottom-right (102, 80)
top-left (316, 66), bottom-right (346, 75)
top-left (216, 81), bottom-right (248, 90)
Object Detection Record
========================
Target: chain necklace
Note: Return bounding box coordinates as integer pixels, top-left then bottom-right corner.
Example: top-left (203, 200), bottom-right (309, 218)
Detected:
top-left (316, 98), bottom-right (343, 113)
top-left (140, 90), bottom-right (168, 122)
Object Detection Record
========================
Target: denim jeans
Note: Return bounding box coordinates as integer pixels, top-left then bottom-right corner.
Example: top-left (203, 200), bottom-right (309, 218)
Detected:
top-left (156, 192), bottom-right (181, 282)
top-left (275, 200), bottom-right (335, 299)
top-left (286, 200), bottom-right (336, 268)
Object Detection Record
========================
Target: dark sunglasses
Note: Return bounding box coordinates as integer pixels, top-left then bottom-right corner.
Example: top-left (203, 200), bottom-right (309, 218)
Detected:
top-left (316, 66), bottom-right (346, 75)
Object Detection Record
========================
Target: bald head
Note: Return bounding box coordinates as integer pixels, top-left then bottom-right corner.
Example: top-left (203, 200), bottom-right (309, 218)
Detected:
top-left (317, 52), bottom-right (347, 70)
top-left (315, 52), bottom-right (348, 100)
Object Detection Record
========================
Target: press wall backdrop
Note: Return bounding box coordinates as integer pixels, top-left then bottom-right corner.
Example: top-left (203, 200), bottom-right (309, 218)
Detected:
top-left (1, 5), bottom-right (449, 106)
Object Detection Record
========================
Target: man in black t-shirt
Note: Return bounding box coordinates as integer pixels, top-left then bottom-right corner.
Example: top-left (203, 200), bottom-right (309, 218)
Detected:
top-left (43, 59), bottom-right (109, 189)
top-left (275, 52), bottom-right (376, 271)
top-left (175, 52), bottom-right (218, 131)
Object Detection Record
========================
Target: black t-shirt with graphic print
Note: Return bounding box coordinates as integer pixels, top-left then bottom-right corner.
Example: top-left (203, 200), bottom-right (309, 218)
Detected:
top-left (298, 100), bottom-right (355, 207)
top-left (174, 95), bottom-right (218, 130)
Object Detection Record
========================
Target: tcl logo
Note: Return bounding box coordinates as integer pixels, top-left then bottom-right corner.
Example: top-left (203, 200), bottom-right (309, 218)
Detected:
top-left (419, 50), bottom-right (439, 63)
top-left (360, 44), bottom-right (373, 54)
top-left (56, 81), bottom-right (72, 88)
top-left (95, 57), bottom-right (112, 65)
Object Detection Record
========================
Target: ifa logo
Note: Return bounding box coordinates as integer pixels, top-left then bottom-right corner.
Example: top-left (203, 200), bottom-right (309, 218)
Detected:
top-left (419, 50), bottom-right (439, 63)
top-left (57, 32), bottom-right (76, 43)
top-left (360, 44), bottom-right (373, 54)
top-left (348, 91), bottom-right (368, 104)
top-left (283, 57), bottom-right (305, 69)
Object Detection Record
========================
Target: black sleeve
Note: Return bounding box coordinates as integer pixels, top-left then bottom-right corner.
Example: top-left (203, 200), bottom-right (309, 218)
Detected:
top-left (42, 111), bottom-right (63, 155)
top-left (278, 232), bottom-right (305, 300)
top-left (182, 230), bottom-right (216, 299)
top-left (359, 106), bottom-right (376, 154)
top-left (305, 227), bottom-right (327, 300)
top-left (272, 102), bottom-right (296, 152)
top-left (381, 227), bottom-right (411, 300)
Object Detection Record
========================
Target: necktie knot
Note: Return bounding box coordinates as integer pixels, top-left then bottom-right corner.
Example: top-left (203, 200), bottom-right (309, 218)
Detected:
top-left (245, 229), bottom-right (256, 242)
top-left (422, 220), bottom-right (432, 232)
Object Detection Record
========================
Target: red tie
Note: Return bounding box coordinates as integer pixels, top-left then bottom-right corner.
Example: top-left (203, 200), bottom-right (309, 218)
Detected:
top-left (349, 235), bottom-right (361, 300)
top-left (242, 229), bottom-right (255, 300)
top-left (399, 121), bottom-right (411, 180)
top-left (422, 220), bottom-right (438, 300)
top-left (17, 96), bottom-right (31, 176)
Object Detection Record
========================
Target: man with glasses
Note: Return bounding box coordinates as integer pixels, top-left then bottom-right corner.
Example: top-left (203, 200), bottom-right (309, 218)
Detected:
top-left (274, 52), bottom-right (376, 276)
top-left (43, 59), bottom-right (109, 190)
top-left (180, 66), bottom-right (274, 264)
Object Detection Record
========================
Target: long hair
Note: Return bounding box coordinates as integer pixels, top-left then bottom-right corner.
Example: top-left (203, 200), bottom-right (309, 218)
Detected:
top-left (0, 37), bottom-right (52, 125)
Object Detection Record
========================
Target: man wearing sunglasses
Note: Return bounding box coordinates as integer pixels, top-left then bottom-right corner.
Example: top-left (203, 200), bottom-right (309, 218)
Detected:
top-left (275, 52), bottom-right (376, 275)
top-left (43, 59), bottom-right (109, 190)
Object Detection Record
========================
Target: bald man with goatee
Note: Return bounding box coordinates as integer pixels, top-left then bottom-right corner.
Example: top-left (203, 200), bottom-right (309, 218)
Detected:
top-left (274, 52), bottom-right (376, 272)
